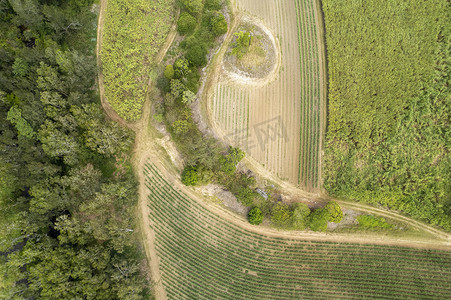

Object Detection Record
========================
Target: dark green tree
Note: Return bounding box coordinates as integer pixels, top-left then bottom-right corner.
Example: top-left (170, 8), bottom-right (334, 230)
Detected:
top-left (291, 202), bottom-right (311, 230)
top-left (248, 207), bottom-right (263, 225)
top-left (271, 202), bottom-right (292, 228)
top-left (181, 165), bottom-right (198, 186)
top-left (186, 43), bottom-right (208, 66)
top-left (211, 13), bottom-right (227, 36)
top-left (177, 12), bottom-right (197, 35)
top-left (309, 208), bottom-right (330, 232)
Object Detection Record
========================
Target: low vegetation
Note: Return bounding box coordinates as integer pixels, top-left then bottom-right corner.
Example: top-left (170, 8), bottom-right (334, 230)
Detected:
top-left (322, 0), bottom-right (450, 230)
top-left (0, 1), bottom-right (148, 298)
top-left (231, 31), bottom-right (251, 59)
top-left (357, 215), bottom-right (395, 230)
top-left (101, 0), bottom-right (175, 120)
top-left (145, 163), bottom-right (451, 299)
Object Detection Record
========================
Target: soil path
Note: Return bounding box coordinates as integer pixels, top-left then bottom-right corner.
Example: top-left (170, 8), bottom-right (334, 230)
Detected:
top-left (96, 0), bottom-right (450, 298)
top-left (96, 1), bottom-right (174, 299)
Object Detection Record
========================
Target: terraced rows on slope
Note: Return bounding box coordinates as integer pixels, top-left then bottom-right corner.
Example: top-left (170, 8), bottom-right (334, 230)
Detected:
top-left (144, 162), bottom-right (451, 299)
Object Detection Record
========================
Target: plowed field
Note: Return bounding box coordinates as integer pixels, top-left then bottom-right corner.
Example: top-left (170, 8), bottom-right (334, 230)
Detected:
top-left (210, 0), bottom-right (325, 191)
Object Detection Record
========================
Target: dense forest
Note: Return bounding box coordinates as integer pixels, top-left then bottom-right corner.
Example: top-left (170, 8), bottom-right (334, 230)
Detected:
top-left (0, 0), bottom-right (148, 298)
top-left (323, 0), bottom-right (450, 230)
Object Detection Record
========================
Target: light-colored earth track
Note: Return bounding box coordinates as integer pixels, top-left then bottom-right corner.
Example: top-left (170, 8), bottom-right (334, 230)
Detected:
top-left (97, 1), bottom-right (451, 299)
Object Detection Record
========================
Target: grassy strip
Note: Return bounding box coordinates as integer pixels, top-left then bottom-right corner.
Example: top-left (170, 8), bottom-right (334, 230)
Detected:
top-left (101, 0), bottom-right (175, 120)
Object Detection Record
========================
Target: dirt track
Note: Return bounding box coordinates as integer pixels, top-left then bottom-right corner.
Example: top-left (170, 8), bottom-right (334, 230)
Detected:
top-left (96, 0), bottom-right (450, 299)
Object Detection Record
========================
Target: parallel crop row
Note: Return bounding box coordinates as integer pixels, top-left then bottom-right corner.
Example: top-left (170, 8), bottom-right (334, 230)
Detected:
top-left (295, 0), bottom-right (321, 190)
top-left (145, 162), bottom-right (451, 299)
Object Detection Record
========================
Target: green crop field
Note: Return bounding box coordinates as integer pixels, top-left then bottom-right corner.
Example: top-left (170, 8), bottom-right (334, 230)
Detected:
top-left (295, 0), bottom-right (322, 189)
top-left (101, 0), bottom-right (174, 120)
top-left (145, 162), bottom-right (451, 299)
top-left (322, 0), bottom-right (450, 230)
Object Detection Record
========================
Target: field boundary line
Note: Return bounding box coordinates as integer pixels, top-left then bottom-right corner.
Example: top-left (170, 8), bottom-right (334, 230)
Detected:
top-left (314, 0), bottom-right (328, 193)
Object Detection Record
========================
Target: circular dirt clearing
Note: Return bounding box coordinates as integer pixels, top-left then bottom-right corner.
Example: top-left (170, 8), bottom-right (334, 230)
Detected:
top-left (222, 16), bottom-right (280, 85)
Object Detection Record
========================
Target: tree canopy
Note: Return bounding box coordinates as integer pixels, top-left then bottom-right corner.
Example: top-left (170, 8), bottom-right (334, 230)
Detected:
top-left (0, 1), bottom-right (148, 298)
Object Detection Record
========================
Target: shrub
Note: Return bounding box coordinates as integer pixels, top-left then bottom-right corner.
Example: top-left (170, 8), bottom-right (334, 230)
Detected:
top-left (170, 79), bottom-right (186, 99)
top-left (231, 31), bottom-right (251, 59)
top-left (172, 120), bottom-right (190, 135)
top-left (185, 43), bottom-right (208, 66)
top-left (211, 13), bottom-right (227, 36)
top-left (357, 215), bottom-right (394, 230)
top-left (219, 147), bottom-right (245, 175)
top-left (177, 12), bottom-right (197, 36)
top-left (197, 166), bottom-right (215, 185)
top-left (174, 57), bottom-right (190, 78)
top-left (164, 65), bottom-right (174, 79)
top-left (309, 208), bottom-right (330, 232)
top-left (204, 0), bottom-right (222, 11)
top-left (178, 0), bottom-right (203, 16)
top-left (291, 203), bottom-right (311, 230)
top-left (181, 165), bottom-right (198, 186)
top-left (153, 114), bottom-right (164, 123)
top-left (271, 202), bottom-right (292, 229)
top-left (324, 201), bottom-right (343, 223)
top-left (248, 207), bottom-right (263, 225)
top-left (182, 90), bottom-right (196, 104)
top-left (236, 187), bottom-right (254, 206)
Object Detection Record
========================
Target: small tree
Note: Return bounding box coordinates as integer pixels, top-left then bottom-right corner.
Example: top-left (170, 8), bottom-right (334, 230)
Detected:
top-left (248, 207), bottom-right (263, 225)
top-left (12, 58), bottom-right (29, 76)
top-left (177, 12), bottom-right (197, 35)
top-left (211, 13), bottom-right (227, 37)
top-left (164, 65), bottom-right (174, 79)
top-left (291, 203), bottom-right (311, 230)
top-left (172, 120), bottom-right (190, 135)
top-left (170, 79), bottom-right (186, 99)
top-left (271, 202), bottom-right (292, 229)
top-left (7, 106), bottom-right (35, 138)
top-left (219, 147), bottom-right (245, 175)
top-left (324, 201), bottom-right (343, 223)
top-left (186, 43), bottom-right (208, 66)
top-left (231, 31), bottom-right (251, 59)
top-left (174, 57), bottom-right (190, 78)
top-left (181, 165), bottom-right (198, 186)
top-left (182, 90), bottom-right (196, 104)
top-left (308, 208), bottom-right (330, 232)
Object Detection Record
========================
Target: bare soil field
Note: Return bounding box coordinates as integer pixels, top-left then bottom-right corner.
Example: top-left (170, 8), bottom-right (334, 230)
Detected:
top-left (208, 0), bottom-right (325, 192)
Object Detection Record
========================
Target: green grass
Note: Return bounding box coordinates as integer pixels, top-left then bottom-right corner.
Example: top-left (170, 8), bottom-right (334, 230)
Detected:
top-left (101, 0), bottom-right (175, 120)
top-left (145, 162), bottom-right (451, 299)
top-left (295, 0), bottom-right (322, 190)
top-left (322, 0), bottom-right (450, 230)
